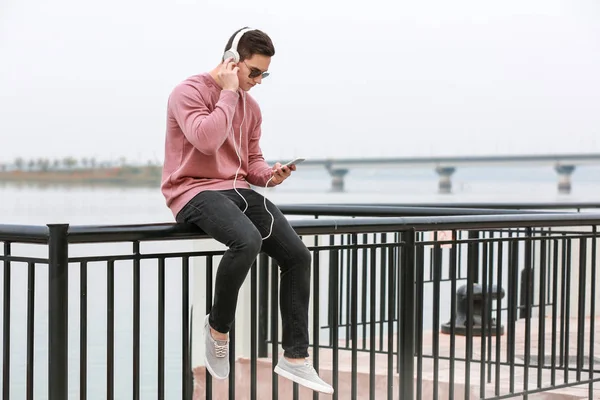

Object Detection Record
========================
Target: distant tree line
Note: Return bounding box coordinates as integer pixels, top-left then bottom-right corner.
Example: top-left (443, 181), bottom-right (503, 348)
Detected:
top-left (0, 157), bottom-right (162, 172)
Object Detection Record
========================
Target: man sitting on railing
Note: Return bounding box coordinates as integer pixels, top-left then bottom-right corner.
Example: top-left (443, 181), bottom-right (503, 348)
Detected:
top-left (160, 27), bottom-right (333, 395)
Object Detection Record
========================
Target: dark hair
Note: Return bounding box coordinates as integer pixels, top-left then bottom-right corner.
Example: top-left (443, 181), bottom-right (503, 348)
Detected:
top-left (224, 27), bottom-right (275, 61)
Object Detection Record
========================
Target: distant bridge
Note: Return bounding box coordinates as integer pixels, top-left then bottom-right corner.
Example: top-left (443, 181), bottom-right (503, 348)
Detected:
top-left (269, 153), bottom-right (600, 193)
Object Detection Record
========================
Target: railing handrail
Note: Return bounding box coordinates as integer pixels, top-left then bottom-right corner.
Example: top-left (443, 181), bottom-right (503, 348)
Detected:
top-left (277, 204), bottom-right (559, 216)
top-left (315, 202), bottom-right (600, 210)
top-left (289, 212), bottom-right (600, 234)
top-left (0, 224), bottom-right (49, 243)
top-left (3, 210), bottom-right (600, 244)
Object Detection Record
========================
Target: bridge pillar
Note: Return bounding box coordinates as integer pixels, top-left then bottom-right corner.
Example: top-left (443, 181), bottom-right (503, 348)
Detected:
top-left (555, 165), bottom-right (575, 194)
top-left (328, 168), bottom-right (349, 192)
top-left (435, 166), bottom-right (456, 194)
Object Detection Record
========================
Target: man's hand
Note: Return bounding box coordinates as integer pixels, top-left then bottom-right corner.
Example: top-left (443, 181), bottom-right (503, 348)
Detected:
top-left (271, 162), bottom-right (296, 185)
top-left (218, 57), bottom-right (239, 92)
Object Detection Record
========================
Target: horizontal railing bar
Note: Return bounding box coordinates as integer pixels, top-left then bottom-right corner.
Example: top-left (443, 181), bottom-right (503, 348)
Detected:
top-left (418, 232), bottom-right (599, 246)
top-left (318, 202), bottom-right (600, 210)
top-left (0, 225), bottom-right (48, 243)
top-left (35, 230), bottom-right (599, 263)
top-left (0, 255), bottom-right (48, 264)
top-left (293, 213), bottom-right (600, 232)
top-left (68, 250), bottom-right (226, 263)
top-left (458, 228), bottom-right (592, 235)
top-left (288, 214), bottom-right (600, 236)
top-left (67, 242), bottom-right (405, 263)
top-left (278, 205), bottom-right (559, 216)
top-left (65, 223), bottom-right (209, 243)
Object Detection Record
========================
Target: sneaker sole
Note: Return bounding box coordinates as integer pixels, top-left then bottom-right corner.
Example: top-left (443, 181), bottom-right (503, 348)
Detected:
top-left (274, 365), bottom-right (334, 394)
top-left (204, 354), bottom-right (229, 380)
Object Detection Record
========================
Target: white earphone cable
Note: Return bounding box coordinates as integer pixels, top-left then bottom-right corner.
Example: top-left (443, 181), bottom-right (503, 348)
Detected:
top-left (232, 91), bottom-right (249, 213)
top-left (232, 90), bottom-right (275, 240)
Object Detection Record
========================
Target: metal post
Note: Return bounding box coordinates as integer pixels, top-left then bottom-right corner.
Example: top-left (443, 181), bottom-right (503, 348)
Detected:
top-left (48, 224), bottom-right (69, 400)
top-left (258, 253), bottom-right (269, 357)
top-left (520, 228), bottom-right (533, 319)
top-left (399, 229), bottom-right (415, 400)
top-left (468, 230), bottom-right (480, 284)
top-left (3, 242), bottom-right (11, 400)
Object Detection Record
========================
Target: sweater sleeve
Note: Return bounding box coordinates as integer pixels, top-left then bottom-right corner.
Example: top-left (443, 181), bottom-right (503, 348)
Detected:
top-left (168, 83), bottom-right (239, 155)
top-left (246, 114), bottom-right (278, 187)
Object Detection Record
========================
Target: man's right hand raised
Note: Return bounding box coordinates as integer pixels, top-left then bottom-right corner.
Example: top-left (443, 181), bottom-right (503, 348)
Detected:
top-left (218, 57), bottom-right (240, 92)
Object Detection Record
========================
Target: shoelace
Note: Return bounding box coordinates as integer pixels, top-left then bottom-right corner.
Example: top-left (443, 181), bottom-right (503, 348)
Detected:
top-left (301, 360), bottom-right (318, 376)
top-left (214, 341), bottom-right (228, 358)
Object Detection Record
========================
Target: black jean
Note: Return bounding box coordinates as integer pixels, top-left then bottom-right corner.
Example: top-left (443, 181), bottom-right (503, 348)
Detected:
top-left (176, 188), bottom-right (312, 359)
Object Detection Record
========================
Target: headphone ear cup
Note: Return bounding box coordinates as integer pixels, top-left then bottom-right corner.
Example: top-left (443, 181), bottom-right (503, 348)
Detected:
top-left (223, 50), bottom-right (239, 63)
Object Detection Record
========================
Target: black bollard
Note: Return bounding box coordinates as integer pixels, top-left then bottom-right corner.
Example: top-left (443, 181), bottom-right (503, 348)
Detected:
top-left (441, 283), bottom-right (505, 336)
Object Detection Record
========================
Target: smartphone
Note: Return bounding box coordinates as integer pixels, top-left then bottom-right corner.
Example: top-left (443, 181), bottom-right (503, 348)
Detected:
top-left (284, 157), bottom-right (306, 167)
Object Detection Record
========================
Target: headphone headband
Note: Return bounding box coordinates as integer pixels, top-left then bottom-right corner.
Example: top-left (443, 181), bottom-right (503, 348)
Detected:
top-left (224, 27), bottom-right (254, 63)
top-left (230, 28), bottom-right (253, 53)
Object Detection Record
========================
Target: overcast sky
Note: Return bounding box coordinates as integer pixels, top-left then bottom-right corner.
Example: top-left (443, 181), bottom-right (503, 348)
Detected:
top-left (1, 0), bottom-right (599, 164)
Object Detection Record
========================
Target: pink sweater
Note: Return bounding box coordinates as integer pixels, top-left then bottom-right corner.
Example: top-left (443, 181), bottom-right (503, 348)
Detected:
top-left (161, 73), bottom-right (276, 218)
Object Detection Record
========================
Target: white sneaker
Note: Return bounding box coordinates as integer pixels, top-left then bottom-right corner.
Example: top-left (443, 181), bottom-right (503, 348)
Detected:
top-left (274, 357), bottom-right (334, 394)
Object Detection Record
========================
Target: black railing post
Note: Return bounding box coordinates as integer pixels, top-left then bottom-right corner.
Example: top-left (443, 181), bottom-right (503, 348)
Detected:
top-left (3, 242), bottom-right (11, 400)
top-left (258, 253), bottom-right (269, 357)
top-left (398, 229), bottom-right (415, 400)
top-left (48, 224), bottom-right (69, 400)
top-left (467, 230), bottom-right (480, 284)
top-left (328, 238), bottom-right (336, 345)
top-left (520, 228), bottom-right (534, 319)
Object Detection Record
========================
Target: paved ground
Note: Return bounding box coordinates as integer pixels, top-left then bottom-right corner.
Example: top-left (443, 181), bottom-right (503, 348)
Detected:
top-left (193, 317), bottom-right (600, 399)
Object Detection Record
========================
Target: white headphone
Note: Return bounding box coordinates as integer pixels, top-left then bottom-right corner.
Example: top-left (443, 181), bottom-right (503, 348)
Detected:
top-left (223, 27), bottom-right (254, 63)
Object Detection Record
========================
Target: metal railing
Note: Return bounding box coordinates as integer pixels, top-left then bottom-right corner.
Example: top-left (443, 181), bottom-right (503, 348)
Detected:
top-left (1, 204), bottom-right (600, 399)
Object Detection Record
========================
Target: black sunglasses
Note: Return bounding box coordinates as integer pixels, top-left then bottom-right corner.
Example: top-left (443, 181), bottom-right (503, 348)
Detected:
top-left (244, 61), bottom-right (270, 79)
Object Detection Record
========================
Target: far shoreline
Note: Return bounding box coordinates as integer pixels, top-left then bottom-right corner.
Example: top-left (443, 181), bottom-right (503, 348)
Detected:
top-left (0, 165), bottom-right (161, 187)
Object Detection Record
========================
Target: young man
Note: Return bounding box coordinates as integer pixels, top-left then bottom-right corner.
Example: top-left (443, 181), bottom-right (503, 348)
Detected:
top-left (161, 27), bottom-right (333, 394)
